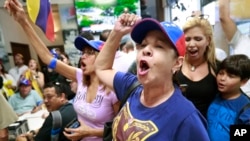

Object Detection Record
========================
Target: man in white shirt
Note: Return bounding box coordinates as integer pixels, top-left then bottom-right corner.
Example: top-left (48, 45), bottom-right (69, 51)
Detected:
top-left (219, 0), bottom-right (250, 96)
top-left (8, 53), bottom-right (28, 85)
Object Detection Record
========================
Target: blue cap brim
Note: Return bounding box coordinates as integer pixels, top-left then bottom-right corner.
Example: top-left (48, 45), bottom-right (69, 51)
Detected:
top-left (74, 37), bottom-right (104, 52)
top-left (75, 36), bottom-right (95, 51)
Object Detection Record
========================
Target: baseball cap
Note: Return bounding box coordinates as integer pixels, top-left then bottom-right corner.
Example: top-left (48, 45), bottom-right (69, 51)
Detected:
top-left (19, 78), bottom-right (31, 86)
top-left (74, 36), bottom-right (105, 52)
top-left (131, 18), bottom-right (186, 56)
top-left (50, 48), bottom-right (60, 58)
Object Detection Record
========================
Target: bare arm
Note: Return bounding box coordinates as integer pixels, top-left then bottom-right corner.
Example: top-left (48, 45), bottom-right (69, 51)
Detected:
top-left (219, 0), bottom-right (237, 41)
top-left (95, 14), bottom-right (140, 89)
top-left (4, 0), bottom-right (77, 81)
top-left (36, 72), bottom-right (44, 88)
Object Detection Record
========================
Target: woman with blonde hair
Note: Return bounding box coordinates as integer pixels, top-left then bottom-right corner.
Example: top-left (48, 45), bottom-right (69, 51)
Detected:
top-left (22, 58), bottom-right (44, 98)
top-left (176, 14), bottom-right (219, 117)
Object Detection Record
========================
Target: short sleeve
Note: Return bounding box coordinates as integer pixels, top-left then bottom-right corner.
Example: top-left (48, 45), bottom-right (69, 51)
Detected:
top-left (229, 29), bottom-right (241, 47)
top-left (113, 72), bottom-right (137, 100)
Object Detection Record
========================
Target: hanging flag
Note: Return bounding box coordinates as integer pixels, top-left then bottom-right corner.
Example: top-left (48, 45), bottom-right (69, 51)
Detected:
top-left (26, 0), bottom-right (55, 41)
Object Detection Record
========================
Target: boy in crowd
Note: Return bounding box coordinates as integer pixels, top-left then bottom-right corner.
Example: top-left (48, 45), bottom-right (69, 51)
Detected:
top-left (207, 54), bottom-right (250, 141)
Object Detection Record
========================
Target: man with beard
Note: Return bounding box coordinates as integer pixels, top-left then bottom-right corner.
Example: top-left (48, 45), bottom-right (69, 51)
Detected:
top-left (8, 53), bottom-right (28, 85)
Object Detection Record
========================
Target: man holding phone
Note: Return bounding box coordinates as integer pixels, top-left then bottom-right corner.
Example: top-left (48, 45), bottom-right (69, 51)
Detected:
top-left (16, 81), bottom-right (77, 141)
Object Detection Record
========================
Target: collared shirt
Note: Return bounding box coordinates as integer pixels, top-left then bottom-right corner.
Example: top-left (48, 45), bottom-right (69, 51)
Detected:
top-left (8, 90), bottom-right (42, 115)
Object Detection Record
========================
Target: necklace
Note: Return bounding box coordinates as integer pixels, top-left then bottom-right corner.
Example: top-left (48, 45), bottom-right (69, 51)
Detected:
top-left (191, 65), bottom-right (196, 72)
top-left (189, 61), bottom-right (205, 72)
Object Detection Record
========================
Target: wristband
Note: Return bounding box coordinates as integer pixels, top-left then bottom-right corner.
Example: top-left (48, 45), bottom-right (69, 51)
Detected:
top-left (48, 58), bottom-right (57, 69)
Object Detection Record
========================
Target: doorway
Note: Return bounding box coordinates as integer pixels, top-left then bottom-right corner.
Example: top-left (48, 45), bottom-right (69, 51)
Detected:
top-left (10, 42), bottom-right (31, 66)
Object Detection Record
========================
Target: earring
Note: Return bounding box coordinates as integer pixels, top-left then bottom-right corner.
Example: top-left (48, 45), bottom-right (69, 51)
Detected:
top-left (172, 69), bottom-right (176, 74)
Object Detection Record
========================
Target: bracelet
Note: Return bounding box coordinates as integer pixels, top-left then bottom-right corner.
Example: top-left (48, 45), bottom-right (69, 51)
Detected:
top-left (48, 58), bottom-right (57, 69)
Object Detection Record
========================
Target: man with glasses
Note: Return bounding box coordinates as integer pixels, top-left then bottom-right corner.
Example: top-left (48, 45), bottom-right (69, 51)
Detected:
top-left (16, 81), bottom-right (77, 141)
top-left (219, 0), bottom-right (250, 96)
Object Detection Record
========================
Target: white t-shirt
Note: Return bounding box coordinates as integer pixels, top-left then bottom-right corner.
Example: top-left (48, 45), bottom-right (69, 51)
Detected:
top-left (230, 29), bottom-right (250, 96)
top-left (113, 51), bottom-right (135, 72)
top-left (8, 65), bottom-right (28, 85)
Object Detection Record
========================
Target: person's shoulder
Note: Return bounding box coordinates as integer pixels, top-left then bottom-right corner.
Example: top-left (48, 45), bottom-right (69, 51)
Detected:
top-left (59, 103), bottom-right (77, 116)
top-left (23, 65), bottom-right (28, 68)
top-left (30, 89), bottom-right (39, 95)
top-left (171, 89), bottom-right (197, 113)
top-left (8, 94), bottom-right (18, 103)
top-left (8, 67), bottom-right (16, 72)
top-left (60, 103), bottom-right (75, 111)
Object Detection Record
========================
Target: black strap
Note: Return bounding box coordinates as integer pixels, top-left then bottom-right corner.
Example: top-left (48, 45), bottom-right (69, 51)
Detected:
top-left (119, 81), bottom-right (140, 110)
top-left (51, 110), bottom-right (62, 141)
top-left (239, 103), bottom-right (250, 117)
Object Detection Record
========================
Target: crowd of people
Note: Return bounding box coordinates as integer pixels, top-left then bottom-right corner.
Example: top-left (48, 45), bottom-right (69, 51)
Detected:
top-left (0, 0), bottom-right (250, 140)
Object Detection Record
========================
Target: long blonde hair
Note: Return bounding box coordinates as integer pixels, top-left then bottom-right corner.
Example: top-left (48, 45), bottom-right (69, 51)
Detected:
top-left (183, 17), bottom-right (217, 71)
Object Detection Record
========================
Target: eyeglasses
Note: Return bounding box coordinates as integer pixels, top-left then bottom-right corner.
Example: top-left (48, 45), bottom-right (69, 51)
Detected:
top-left (43, 94), bottom-right (57, 100)
top-left (186, 14), bottom-right (209, 21)
top-left (81, 50), bottom-right (96, 56)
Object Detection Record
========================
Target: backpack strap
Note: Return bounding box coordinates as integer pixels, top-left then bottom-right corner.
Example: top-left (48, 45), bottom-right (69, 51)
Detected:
top-left (238, 103), bottom-right (250, 123)
top-left (51, 110), bottom-right (62, 141)
top-left (119, 81), bottom-right (141, 110)
top-left (237, 92), bottom-right (250, 124)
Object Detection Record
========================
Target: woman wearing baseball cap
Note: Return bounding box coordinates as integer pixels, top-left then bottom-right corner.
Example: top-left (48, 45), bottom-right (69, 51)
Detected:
top-left (95, 13), bottom-right (210, 140)
top-left (4, 0), bottom-right (119, 141)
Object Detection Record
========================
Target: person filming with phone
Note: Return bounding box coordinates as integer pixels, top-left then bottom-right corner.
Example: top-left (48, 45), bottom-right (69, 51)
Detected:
top-left (15, 81), bottom-right (77, 141)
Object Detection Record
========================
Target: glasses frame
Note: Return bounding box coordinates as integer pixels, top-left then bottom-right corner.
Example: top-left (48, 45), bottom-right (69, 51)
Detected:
top-left (186, 14), bottom-right (209, 21)
top-left (81, 49), bottom-right (96, 56)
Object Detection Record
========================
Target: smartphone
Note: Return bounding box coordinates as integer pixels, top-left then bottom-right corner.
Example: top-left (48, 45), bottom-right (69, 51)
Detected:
top-left (66, 118), bottom-right (80, 129)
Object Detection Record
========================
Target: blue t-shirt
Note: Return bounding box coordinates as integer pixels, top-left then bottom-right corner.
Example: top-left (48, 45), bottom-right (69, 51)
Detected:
top-left (207, 93), bottom-right (250, 141)
top-left (113, 72), bottom-right (210, 141)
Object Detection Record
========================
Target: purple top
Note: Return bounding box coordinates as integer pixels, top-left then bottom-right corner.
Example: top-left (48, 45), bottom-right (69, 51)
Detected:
top-left (73, 69), bottom-right (118, 141)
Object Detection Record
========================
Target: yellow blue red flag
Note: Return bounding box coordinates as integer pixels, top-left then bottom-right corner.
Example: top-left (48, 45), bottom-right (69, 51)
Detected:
top-left (26, 0), bottom-right (55, 41)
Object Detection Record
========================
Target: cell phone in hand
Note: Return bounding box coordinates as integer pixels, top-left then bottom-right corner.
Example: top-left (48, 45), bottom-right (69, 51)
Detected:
top-left (66, 118), bottom-right (80, 129)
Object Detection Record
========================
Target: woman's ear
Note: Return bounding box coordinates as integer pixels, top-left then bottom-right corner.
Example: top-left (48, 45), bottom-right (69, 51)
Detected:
top-left (172, 56), bottom-right (184, 74)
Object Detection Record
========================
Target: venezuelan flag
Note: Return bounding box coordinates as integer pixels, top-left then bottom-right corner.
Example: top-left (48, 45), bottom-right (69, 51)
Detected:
top-left (26, 0), bottom-right (55, 41)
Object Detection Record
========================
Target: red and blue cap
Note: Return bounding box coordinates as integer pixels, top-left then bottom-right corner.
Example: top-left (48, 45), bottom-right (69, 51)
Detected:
top-left (50, 48), bottom-right (60, 58)
top-left (19, 78), bottom-right (31, 86)
top-left (131, 18), bottom-right (186, 56)
top-left (74, 36), bottom-right (104, 52)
